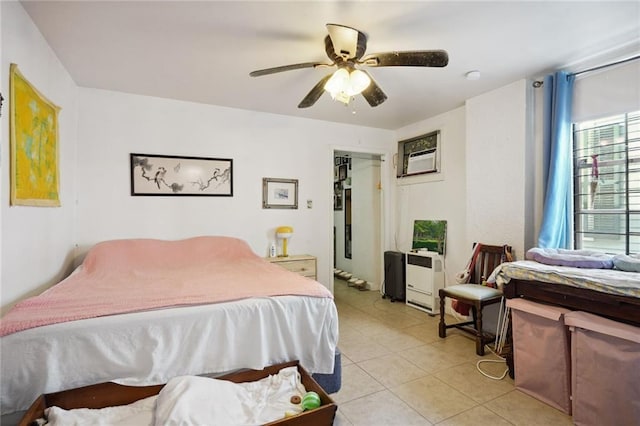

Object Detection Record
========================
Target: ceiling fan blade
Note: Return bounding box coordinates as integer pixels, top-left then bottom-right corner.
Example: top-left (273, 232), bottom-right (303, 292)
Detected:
top-left (250, 62), bottom-right (330, 77)
top-left (298, 74), bottom-right (333, 108)
top-left (326, 23), bottom-right (367, 60)
top-left (360, 71), bottom-right (387, 107)
top-left (324, 35), bottom-right (340, 63)
top-left (360, 50), bottom-right (449, 68)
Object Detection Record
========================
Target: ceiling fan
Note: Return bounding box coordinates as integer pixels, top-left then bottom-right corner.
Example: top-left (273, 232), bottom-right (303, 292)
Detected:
top-left (249, 23), bottom-right (449, 109)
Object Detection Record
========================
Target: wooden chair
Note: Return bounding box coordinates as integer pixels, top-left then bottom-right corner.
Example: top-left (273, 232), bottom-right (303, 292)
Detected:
top-left (438, 244), bottom-right (513, 355)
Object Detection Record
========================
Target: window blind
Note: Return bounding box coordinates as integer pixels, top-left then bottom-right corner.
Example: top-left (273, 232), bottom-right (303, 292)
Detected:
top-left (572, 61), bottom-right (640, 122)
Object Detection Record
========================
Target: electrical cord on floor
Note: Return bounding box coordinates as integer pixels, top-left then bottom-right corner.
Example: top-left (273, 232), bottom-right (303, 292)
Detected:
top-left (476, 299), bottom-right (510, 380)
top-left (476, 344), bottom-right (509, 380)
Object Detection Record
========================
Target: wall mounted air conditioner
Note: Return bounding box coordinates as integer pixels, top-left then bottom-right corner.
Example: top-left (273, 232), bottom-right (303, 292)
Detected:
top-left (406, 148), bottom-right (437, 175)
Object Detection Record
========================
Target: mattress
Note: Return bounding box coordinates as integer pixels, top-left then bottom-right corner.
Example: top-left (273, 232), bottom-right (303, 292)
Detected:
top-left (496, 260), bottom-right (640, 298)
top-left (0, 295), bottom-right (338, 415)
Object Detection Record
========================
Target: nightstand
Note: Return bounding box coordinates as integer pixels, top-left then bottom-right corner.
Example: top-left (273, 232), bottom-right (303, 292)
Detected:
top-left (266, 254), bottom-right (317, 280)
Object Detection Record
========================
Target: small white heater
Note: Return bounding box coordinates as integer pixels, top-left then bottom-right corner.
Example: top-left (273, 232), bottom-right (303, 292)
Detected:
top-left (405, 251), bottom-right (445, 314)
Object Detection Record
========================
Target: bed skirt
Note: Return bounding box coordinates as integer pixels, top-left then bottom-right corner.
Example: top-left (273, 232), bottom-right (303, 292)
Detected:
top-left (311, 348), bottom-right (342, 394)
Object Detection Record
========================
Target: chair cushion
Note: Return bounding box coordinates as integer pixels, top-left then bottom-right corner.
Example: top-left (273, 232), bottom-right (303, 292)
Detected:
top-left (442, 284), bottom-right (502, 301)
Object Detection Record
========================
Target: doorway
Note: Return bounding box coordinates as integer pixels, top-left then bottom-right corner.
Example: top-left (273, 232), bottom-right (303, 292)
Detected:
top-left (332, 150), bottom-right (384, 291)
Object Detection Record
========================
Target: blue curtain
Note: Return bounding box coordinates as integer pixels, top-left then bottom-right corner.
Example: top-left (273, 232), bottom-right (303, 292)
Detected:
top-left (538, 71), bottom-right (575, 248)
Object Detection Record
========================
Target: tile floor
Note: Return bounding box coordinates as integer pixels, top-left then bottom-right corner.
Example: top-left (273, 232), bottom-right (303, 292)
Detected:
top-left (331, 278), bottom-right (573, 426)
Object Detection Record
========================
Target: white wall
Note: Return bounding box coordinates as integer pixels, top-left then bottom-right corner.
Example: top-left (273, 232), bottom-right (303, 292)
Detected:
top-left (74, 88), bottom-right (396, 293)
top-left (1, 2), bottom-right (79, 314)
top-left (466, 80), bottom-right (532, 331)
top-left (393, 81), bottom-right (532, 278)
top-left (394, 106), bottom-right (467, 286)
top-left (391, 82), bottom-right (532, 327)
top-left (466, 80), bottom-right (532, 259)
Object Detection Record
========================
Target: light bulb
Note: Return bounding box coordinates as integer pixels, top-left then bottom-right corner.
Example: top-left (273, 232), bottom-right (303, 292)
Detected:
top-left (324, 69), bottom-right (349, 96)
top-left (349, 70), bottom-right (371, 94)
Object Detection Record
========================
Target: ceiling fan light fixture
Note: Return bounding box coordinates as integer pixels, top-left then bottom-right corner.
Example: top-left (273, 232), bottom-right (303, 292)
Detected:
top-left (324, 68), bottom-right (371, 105)
top-left (251, 24), bottom-right (448, 109)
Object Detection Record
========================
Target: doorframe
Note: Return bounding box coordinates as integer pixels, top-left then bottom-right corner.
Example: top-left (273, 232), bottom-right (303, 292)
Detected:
top-left (329, 146), bottom-right (388, 294)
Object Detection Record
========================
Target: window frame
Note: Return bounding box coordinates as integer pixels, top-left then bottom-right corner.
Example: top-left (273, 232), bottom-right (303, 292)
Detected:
top-left (572, 111), bottom-right (639, 255)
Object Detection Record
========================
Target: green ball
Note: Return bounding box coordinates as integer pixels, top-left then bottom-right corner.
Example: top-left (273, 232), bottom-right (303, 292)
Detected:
top-left (301, 391), bottom-right (321, 410)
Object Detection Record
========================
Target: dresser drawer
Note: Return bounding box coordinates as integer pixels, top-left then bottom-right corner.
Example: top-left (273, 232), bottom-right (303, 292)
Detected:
top-left (278, 259), bottom-right (315, 277)
top-left (266, 255), bottom-right (317, 280)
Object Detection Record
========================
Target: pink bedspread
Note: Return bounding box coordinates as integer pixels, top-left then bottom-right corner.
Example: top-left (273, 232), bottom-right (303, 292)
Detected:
top-left (1, 236), bottom-right (332, 336)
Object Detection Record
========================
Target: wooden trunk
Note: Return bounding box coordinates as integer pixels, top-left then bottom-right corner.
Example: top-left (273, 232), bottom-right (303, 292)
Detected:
top-left (19, 361), bottom-right (337, 426)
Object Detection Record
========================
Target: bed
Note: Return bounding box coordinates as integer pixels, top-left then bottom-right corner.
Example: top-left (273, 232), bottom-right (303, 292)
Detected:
top-left (498, 259), bottom-right (640, 325)
top-left (0, 236), bottom-right (339, 416)
top-left (496, 257), bottom-right (640, 376)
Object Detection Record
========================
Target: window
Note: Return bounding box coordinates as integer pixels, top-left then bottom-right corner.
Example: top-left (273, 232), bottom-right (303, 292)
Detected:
top-left (573, 111), bottom-right (640, 254)
top-left (396, 130), bottom-right (440, 177)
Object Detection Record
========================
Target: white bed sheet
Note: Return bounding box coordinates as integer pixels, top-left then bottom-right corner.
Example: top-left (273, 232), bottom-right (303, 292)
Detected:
top-left (0, 295), bottom-right (338, 415)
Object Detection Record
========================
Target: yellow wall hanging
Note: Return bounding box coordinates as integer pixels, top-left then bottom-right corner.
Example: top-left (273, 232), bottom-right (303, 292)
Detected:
top-left (9, 63), bottom-right (61, 206)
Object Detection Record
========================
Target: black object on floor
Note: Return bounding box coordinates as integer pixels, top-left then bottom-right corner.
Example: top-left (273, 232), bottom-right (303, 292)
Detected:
top-left (383, 251), bottom-right (406, 302)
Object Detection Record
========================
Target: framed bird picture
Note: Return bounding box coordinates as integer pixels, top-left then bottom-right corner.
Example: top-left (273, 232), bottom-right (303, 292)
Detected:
top-left (129, 153), bottom-right (233, 196)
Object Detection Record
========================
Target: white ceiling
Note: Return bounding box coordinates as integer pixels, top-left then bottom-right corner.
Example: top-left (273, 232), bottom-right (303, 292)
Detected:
top-left (20, 1), bottom-right (640, 130)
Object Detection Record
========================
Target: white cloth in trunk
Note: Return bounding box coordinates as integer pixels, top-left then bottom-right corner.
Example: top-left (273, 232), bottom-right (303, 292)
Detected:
top-left (154, 366), bottom-right (306, 426)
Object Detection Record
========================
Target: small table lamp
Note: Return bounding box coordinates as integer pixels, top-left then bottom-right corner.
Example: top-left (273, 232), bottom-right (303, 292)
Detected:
top-left (276, 226), bottom-right (294, 257)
